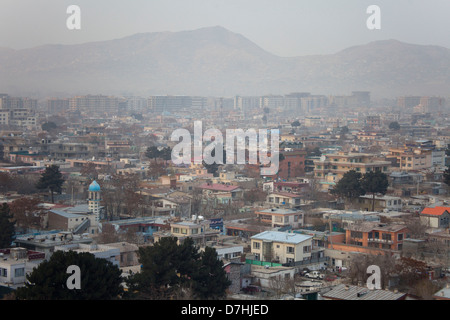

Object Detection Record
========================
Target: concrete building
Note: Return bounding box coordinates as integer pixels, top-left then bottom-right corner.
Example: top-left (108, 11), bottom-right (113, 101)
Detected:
top-left (54, 243), bottom-right (120, 267)
top-left (250, 231), bottom-right (313, 264)
top-left (314, 152), bottom-right (391, 191)
top-left (255, 208), bottom-right (304, 229)
top-left (420, 206), bottom-right (450, 229)
top-left (0, 248), bottom-right (45, 288)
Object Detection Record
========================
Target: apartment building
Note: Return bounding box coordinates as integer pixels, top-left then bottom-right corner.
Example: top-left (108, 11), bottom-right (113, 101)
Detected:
top-left (344, 222), bottom-right (408, 252)
top-left (266, 192), bottom-right (302, 209)
top-left (69, 95), bottom-right (120, 115)
top-left (255, 208), bottom-right (304, 229)
top-left (387, 147), bottom-right (432, 171)
top-left (314, 152), bottom-right (391, 190)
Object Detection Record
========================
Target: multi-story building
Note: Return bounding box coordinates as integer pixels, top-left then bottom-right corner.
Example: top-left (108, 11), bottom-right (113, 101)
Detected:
top-left (255, 208), bottom-right (304, 229)
top-left (69, 95), bottom-right (120, 115)
top-left (358, 195), bottom-right (403, 212)
top-left (266, 192), bottom-right (302, 209)
top-left (387, 146), bottom-right (432, 171)
top-left (0, 248), bottom-right (45, 288)
top-left (54, 243), bottom-right (120, 267)
top-left (0, 109), bottom-right (36, 128)
top-left (313, 152), bottom-right (391, 190)
top-left (250, 231), bottom-right (313, 264)
top-left (277, 149), bottom-right (307, 179)
top-left (47, 98), bottom-right (70, 114)
top-left (344, 222), bottom-right (408, 252)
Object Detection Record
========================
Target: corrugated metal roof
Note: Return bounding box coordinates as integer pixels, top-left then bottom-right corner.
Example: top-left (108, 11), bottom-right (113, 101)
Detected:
top-left (323, 284), bottom-right (406, 300)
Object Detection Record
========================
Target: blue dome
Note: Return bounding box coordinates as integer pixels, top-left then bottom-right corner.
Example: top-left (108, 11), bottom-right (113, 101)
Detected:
top-left (88, 180), bottom-right (101, 192)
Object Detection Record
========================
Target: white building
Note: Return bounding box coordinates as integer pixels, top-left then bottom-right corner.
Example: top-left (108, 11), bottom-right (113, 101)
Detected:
top-left (54, 243), bottom-right (120, 267)
top-left (250, 231), bottom-right (313, 264)
top-left (0, 248), bottom-right (45, 288)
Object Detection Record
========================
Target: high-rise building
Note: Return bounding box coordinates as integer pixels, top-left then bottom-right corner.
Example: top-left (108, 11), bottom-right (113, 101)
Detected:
top-left (70, 95), bottom-right (120, 115)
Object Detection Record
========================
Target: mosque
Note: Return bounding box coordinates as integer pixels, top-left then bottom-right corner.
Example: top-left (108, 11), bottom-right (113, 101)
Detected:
top-left (46, 180), bottom-right (104, 235)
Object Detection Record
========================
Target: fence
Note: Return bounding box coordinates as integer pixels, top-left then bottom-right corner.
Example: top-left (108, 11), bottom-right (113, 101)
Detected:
top-left (245, 259), bottom-right (283, 267)
top-left (282, 256), bottom-right (330, 268)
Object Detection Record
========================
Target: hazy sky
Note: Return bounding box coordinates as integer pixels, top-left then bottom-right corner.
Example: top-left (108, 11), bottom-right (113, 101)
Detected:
top-left (1, 0), bottom-right (449, 56)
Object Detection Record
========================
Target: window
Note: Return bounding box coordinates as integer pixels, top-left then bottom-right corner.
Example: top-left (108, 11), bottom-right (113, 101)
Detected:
top-left (191, 228), bottom-right (198, 235)
top-left (181, 228), bottom-right (187, 234)
top-left (287, 246), bottom-right (295, 254)
top-left (253, 242), bottom-right (261, 250)
top-left (351, 231), bottom-right (363, 239)
top-left (398, 233), bottom-right (403, 241)
top-left (173, 227), bottom-right (180, 233)
top-left (382, 233), bottom-right (392, 241)
top-left (303, 246), bottom-right (311, 253)
top-left (0, 268), bottom-right (7, 277)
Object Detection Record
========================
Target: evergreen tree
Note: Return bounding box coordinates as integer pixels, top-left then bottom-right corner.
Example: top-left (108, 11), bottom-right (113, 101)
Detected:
top-left (330, 170), bottom-right (366, 200)
top-left (126, 237), bottom-right (230, 300)
top-left (0, 203), bottom-right (15, 248)
top-left (361, 170), bottom-right (389, 211)
top-left (15, 250), bottom-right (123, 300)
top-left (36, 165), bottom-right (65, 203)
top-left (191, 246), bottom-right (231, 300)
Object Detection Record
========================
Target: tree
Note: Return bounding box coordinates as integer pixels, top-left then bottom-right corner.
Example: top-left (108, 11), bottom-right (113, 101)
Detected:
top-left (361, 170), bottom-right (389, 211)
top-left (145, 146), bottom-right (172, 160)
top-left (126, 237), bottom-right (185, 299)
top-left (291, 120), bottom-right (301, 127)
top-left (389, 121), bottom-right (401, 131)
top-left (15, 250), bottom-right (123, 300)
top-left (147, 160), bottom-right (167, 180)
top-left (0, 203), bottom-right (15, 248)
top-left (41, 122), bottom-right (58, 132)
top-left (191, 246), bottom-right (231, 300)
top-left (443, 166), bottom-right (450, 188)
top-left (8, 197), bottom-right (46, 232)
top-left (244, 188), bottom-right (267, 205)
top-left (36, 165), bottom-right (65, 203)
top-left (330, 170), bottom-right (366, 202)
top-left (126, 237), bottom-right (230, 300)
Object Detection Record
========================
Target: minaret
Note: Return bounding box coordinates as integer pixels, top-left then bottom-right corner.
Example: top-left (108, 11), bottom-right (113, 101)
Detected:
top-left (88, 180), bottom-right (101, 222)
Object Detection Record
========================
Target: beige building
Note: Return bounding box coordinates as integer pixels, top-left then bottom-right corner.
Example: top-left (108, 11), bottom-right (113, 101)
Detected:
top-left (255, 208), bottom-right (304, 229)
top-left (250, 231), bottom-right (313, 264)
top-left (387, 147), bottom-right (432, 171)
top-left (314, 152), bottom-right (391, 190)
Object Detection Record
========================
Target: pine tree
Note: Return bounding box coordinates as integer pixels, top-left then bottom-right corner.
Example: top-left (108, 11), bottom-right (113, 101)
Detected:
top-left (361, 170), bottom-right (389, 211)
top-left (36, 165), bottom-right (65, 203)
top-left (15, 250), bottom-right (123, 300)
top-left (191, 246), bottom-right (231, 300)
top-left (0, 203), bottom-right (15, 248)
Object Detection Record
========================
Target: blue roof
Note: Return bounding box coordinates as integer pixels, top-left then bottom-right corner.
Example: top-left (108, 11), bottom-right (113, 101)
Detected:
top-left (88, 180), bottom-right (101, 192)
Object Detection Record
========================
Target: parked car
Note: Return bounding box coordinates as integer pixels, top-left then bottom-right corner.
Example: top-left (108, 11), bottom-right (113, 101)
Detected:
top-left (299, 268), bottom-right (311, 277)
top-left (305, 271), bottom-right (324, 279)
top-left (242, 285), bottom-right (261, 294)
top-left (324, 274), bottom-right (338, 282)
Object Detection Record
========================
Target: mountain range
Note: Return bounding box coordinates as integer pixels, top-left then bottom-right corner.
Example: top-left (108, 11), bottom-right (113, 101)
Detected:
top-left (0, 26), bottom-right (449, 99)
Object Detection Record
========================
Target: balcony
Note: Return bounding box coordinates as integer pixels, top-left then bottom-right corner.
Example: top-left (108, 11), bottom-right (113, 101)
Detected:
top-left (368, 238), bottom-right (393, 244)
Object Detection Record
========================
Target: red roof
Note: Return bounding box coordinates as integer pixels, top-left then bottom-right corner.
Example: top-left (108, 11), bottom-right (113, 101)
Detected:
top-left (421, 206), bottom-right (450, 216)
